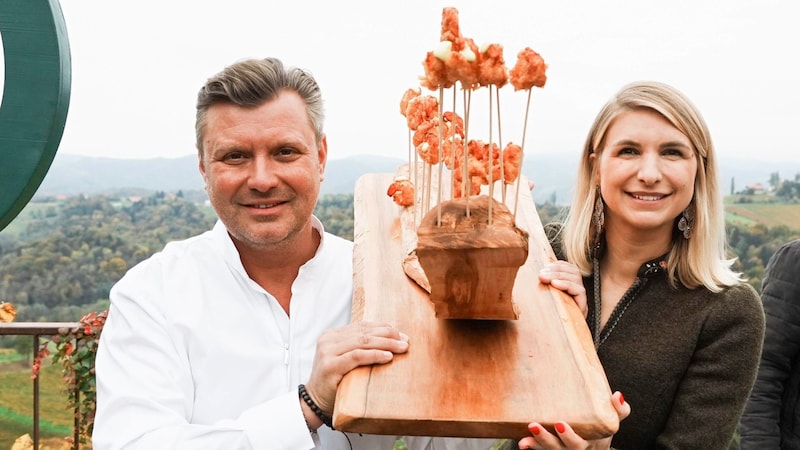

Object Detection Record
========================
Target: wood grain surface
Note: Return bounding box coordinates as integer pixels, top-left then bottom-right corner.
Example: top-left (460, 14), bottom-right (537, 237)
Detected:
top-left (333, 172), bottom-right (618, 440)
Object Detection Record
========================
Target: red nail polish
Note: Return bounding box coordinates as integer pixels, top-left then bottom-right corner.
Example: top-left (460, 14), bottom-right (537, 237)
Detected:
top-left (529, 425), bottom-right (541, 436)
top-left (555, 422), bottom-right (566, 433)
top-left (619, 393), bottom-right (625, 406)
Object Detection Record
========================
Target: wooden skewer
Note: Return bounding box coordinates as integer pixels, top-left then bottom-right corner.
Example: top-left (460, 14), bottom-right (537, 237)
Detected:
top-left (436, 87), bottom-right (445, 226)
top-left (450, 88), bottom-right (457, 202)
top-left (462, 88), bottom-right (472, 218)
top-left (514, 88), bottom-right (533, 221)
top-left (487, 86), bottom-right (495, 225)
top-left (496, 85), bottom-right (506, 203)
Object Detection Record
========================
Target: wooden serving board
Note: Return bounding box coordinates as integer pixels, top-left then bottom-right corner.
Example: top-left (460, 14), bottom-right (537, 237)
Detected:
top-left (333, 173), bottom-right (618, 440)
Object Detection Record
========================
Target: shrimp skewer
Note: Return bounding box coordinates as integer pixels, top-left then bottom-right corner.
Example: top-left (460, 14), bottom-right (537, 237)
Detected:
top-left (411, 8), bottom-right (546, 225)
top-left (400, 88), bottom-right (421, 205)
top-left (509, 47), bottom-right (548, 218)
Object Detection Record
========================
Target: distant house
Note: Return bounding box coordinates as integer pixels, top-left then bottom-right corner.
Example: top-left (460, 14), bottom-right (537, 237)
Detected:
top-left (741, 183), bottom-right (767, 195)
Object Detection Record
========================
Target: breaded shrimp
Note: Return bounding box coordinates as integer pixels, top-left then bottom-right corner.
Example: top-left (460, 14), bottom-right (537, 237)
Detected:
top-left (509, 47), bottom-right (548, 91)
top-left (441, 134), bottom-right (464, 170)
top-left (420, 47), bottom-right (455, 91)
top-left (477, 43), bottom-right (508, 88)
top-left (400, 87), bottom-right (421, 117)
top-left (503, 142), bottom-right (522, 183)
top-left (405, 95), bottom-right (439, 130)
top-left (412, 119), bottom-right (439, 148)
top-left (416, 140), bottom-right (440, 165)
top-left (442, 111), bottom-right (465, 138)
top-left (483, 142), bottom-right (502, 183)
top-left (452, 173), bottom-right (484, 198)
top-left (446, 37), bottom-right (480, 89)
top-left (387, 176), bottom-right (416, 207)
top-left (440, 7), bottom-right (462, 46)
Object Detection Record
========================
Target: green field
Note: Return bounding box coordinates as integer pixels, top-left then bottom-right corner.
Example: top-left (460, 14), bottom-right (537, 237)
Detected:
top-left (724, 197), bottom-right (800, 229)
top-left (0, 358), bottom-right (76, 449)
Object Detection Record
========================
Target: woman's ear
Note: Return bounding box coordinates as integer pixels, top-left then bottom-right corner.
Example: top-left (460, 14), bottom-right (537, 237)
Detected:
top-left (589, 152), bottom-right (599, 185)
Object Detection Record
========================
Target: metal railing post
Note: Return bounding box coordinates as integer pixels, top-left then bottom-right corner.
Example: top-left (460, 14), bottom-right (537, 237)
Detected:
top-left (33, 334), bottom-right (40, 449)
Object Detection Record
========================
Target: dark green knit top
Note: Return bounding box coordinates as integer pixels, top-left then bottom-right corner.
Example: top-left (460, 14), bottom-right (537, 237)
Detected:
top-left (586, 269), bottom-right (764, 449)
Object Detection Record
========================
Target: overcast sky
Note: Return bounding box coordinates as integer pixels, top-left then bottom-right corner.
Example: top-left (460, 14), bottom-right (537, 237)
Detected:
top-left (38, 0), bottom-right (800, 164)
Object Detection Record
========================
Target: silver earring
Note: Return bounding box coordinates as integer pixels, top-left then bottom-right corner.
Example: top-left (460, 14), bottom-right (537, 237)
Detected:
top-left (678, 207), bottom-right (694, 239)
top-left (593, 185), bottom-right (604, 249)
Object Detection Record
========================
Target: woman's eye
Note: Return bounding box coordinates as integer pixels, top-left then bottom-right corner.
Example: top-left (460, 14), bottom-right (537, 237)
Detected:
top-left (618, 147), bottom-right (637, 155)
top-left (662, 148), bottom-right (685, 157)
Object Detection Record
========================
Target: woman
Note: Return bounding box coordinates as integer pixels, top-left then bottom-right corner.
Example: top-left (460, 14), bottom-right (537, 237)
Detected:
top-left (520, 81), bottom-right (765, 449)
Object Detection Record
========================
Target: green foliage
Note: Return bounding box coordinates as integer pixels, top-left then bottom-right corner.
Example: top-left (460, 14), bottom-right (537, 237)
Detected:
top-left (0, 193), bottom-right (216, 321)
top-left (32, 310), bottom-right (107, 444)
top-left (727, 223), bottom-right (800, 289)
top-left (774, 179), bottom-right (800, 201)
top-left (314, 194), bottom-right (354, 240)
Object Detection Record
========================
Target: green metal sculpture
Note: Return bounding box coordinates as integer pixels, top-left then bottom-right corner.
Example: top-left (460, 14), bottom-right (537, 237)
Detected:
top-left (0, 0), bottom-right (71, 231)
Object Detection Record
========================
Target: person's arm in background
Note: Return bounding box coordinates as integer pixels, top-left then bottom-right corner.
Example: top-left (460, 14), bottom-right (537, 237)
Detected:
top-left (740, 240), bottom-right (800, 448)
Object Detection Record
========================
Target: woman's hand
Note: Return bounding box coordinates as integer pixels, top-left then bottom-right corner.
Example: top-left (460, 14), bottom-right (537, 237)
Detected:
top-left (303, 321), bottom-right (409, 415)
top-left (539, 261), bottom-right (588, 317)
top-left (518, 391), bottom-right (630, 450)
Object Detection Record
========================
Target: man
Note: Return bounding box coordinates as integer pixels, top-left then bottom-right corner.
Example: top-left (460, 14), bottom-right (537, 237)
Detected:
top-left (92, 57), bottom-right (495, 449)
top-left (740, 239), bottom-right (800, 449)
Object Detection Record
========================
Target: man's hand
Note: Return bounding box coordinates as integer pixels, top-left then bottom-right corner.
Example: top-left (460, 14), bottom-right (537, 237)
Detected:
top-left (304, 321), bottom-right (409, 415)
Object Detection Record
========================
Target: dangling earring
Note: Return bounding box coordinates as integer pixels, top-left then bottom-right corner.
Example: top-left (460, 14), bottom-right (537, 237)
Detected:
top-left (592, 185), bottom-right (604, 250)
top-left (678, 205), bottom-right (694, 239)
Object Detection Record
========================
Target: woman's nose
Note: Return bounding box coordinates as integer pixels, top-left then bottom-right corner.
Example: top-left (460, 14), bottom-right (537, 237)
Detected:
top-left (637, 153), bottom-right (662, 184)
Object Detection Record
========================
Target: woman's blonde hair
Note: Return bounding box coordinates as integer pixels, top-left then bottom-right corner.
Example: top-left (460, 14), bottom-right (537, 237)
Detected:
top-left (561, 81), bottom-right (742, 291)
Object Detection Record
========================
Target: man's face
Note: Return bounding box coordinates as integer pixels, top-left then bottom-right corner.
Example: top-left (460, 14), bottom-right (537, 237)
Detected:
top-left (199, 91), bottom-right (327, 251)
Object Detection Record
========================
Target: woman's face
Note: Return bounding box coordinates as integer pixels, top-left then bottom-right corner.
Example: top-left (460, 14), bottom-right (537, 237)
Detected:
top-left (595, 108), bottom-right (697, 239)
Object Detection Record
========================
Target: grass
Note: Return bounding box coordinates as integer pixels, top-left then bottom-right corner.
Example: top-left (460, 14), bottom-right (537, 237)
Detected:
top-left (0, 348), bottom-right (24, 364)
top-left (0, 358), bottom-right (76, 448)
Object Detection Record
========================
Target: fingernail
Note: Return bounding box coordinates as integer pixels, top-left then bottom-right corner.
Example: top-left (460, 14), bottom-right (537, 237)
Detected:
top-left (529, 424), bottom-right (540, 436)
top-left (399, 332), bottom-right (409, 342)
top-left (619, 393), bottom-right (625, 406)
top-left (539, 267), bottom-right (551, 275)
top-left (555, 422), bottom-right (566, 433)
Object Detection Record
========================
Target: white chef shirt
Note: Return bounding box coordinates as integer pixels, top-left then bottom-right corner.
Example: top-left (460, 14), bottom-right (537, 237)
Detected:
top-left (93, 218), bottom-right (496, 450)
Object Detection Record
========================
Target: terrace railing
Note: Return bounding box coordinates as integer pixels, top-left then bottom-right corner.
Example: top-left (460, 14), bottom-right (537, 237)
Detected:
top-left (0, 322), bottom-right (83, 450)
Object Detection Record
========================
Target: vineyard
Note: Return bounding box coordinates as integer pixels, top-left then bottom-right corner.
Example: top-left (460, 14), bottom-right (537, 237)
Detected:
top-left (725, 201), bottom-right (800, 229)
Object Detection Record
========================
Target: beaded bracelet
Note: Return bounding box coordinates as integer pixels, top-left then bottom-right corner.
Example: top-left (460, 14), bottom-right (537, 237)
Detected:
top-left (298, 384), bottom-right (334, 430)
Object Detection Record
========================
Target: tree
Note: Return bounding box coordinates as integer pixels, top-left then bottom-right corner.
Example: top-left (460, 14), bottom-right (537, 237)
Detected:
top-left (769, 171), bottom-right (781, 190)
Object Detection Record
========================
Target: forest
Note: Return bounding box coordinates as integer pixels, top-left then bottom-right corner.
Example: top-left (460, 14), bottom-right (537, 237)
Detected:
top-left (0, 191), bottom-right (798, 325)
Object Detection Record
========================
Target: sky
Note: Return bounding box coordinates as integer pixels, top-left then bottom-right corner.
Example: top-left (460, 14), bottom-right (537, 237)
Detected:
top-left (18, 0), bottom-right (800, 164)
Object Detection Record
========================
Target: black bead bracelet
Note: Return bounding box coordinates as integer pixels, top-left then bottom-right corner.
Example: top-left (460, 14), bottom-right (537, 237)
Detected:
top-left (298, 384), bottom-right (334, 430)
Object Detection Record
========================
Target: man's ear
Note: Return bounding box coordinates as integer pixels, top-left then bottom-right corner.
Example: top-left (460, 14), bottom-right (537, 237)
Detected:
top-left (198, 152), bottom-right (208, 185)
top-left (318, 135), bottom-right (328, 182)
